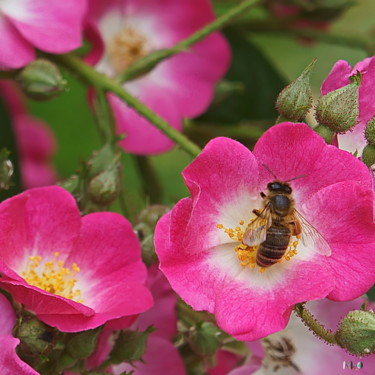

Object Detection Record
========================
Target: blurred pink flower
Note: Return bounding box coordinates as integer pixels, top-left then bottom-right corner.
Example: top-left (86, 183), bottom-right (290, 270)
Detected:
top-left (155, 122), bottom-right (375, 341)
top-left (0, 186), bottom-right (153, 332)
top-left (85, 0), bottom-right (231, 154)
top-left (231, 298), bottom-right (375, 375)
top-left (0, 81), bottom-right (57, 188)
top-left (0, 294), bottom-right (39, 375)
top-left (0, 0), bottom-right (87, 69)
top-left (321, 57), bottom-right (375, 155)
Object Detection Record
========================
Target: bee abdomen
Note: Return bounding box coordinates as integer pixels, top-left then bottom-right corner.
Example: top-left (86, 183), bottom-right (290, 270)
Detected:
top-left (256, 224), bottom-right (291, 268)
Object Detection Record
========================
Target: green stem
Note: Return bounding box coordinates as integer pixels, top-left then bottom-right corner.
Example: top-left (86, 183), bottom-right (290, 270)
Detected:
top-left (118, 0), bottom-right (261, 82)
top-left (294, 303), bottom-right (337, 345)
top-left (49, 53), bottom-right (201, 158)
top-left (239, 20), bottom-right (371, 51)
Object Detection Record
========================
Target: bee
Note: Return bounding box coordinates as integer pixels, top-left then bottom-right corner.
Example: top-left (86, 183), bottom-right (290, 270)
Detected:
top-left (243, 165), bottom-right (331, 268)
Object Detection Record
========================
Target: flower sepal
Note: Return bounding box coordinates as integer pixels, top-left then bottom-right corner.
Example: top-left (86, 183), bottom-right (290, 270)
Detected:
top-left (65, 326), bottom-right (103, 360)
top-left (108, 326), bottom-right (156, 366)
top-left (335, 309), bottom-right (375, 356)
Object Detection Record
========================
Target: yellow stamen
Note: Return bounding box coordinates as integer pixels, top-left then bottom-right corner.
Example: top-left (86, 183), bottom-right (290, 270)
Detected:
top-left (108, 27), bottom-right (150, 74)
top-left (21, 253), bottom-right (83, 303)
top-left (217, 219), bottom-right (300, 272)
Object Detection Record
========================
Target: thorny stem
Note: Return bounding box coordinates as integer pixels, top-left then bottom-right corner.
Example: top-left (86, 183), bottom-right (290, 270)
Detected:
top-left (294, 303), bottom-right (338, 345)
top-left (118, 0), bottom-right (261, 82)
top-left (49, 53), bottom-right (202, 158)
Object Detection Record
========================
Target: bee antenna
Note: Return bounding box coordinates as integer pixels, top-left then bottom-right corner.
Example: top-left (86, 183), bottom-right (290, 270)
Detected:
top-left (261, 164), bottom-right (278, 179)
top-left (285, 174), bottom-right (307, 182)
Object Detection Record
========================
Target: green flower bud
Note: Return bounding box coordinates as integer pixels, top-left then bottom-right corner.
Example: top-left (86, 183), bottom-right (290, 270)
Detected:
top-left (365, 117), bottom-right (375, 145)
top-left (188, 322), bottom-right (220, 358)
top-left (275, 58), bottom-right (316, 122)
top-left (87, 162), bottom-right (121, 206)
top-left (109, 326), bottom-right (155, 365)
top-left (335, 309), bottom-right (375, 356)
top-left (362, 145), bottom-right (375, 168)
top-left (65, 327), bottom-right (102, 360)
top-left (314, 124), bottom-right (334, 144)
top-left (315, 81), bottom-right (359, 133)
top-left (14, 314), bottom-right (56, 354)
top-left (16, 59), bottom-right (67, 100)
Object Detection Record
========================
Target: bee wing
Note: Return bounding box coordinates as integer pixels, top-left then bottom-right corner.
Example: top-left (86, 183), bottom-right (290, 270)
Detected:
top-left (292, 209), bottom-right (331, 256)
top-left (242, 204), bottom-right (272, 247)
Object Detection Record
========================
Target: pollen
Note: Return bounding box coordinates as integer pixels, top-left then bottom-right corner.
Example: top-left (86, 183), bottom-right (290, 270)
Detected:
top-left (217, 220), bottom-right (300, 272)
top-left (108, 27), bottom-right (150, 74)
top-left (21, 252), bottom-right (84, 303)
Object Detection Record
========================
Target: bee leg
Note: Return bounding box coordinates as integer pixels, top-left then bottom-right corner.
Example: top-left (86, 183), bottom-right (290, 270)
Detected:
top-left (260, 192), bottom-right (266, 199)
top-left (252, 209), bottom-right (262, 217)
top-left (290, 221), bottom-right (302, 236)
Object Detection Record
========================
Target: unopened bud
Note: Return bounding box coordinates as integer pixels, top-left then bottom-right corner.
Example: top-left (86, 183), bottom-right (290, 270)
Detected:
top-left (362, 145), bottom-right (375, 168)
top-left (315, 81), bottom-right (359, 133)
top-left (335, 309), bottom-right (375, 356)
top-left (14, 315), bottom-right (55, 354)
top-left (275, 58), bottom-right (316, 121)
top-left (189, 322), bottom-right (220, 358)
top-left (17, 59), bottom-right (67, 100)
top-left (314, 124), bottom-right (334, 143)
top-left (87, 163), bottom-right (121, 206)
top-left (65, 327), bottom-right (102, 359)
top-left (365, 117), bottom-right (375, 145)
top-left (109, 326), bottom-right (155, 365)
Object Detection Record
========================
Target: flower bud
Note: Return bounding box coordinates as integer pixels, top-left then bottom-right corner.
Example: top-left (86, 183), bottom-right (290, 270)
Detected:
top-left (314, 124), bottom-right (334, 144)
top-left (14, 314), bottom-right (56, 354)
top-left (109, 326), bottom-right (155, 365)
top-left (315, 81), bottom-right (359, 133)
top-left (87, 161), bottom-right (121, 206)
top-left (365, 117), bottom-right (375, 145)
top-left (65, 327), bottom-right (102, 360)
top-left (335, 309), bottom-right (375, 356)
top-left (0, 148), bottom-right (14, 190)
top-left (188, 322), bottom-right (220, 358)
top-left (361, 145), bottom-right (375, 168)
top-left (16, 59), bottom-right (67, 101)
top-left (275, 58), bottom-right (316, 122)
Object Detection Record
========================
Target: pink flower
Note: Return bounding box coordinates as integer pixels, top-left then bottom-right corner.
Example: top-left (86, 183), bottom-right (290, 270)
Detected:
top-left (321, 57), bottom-right (375, 155)
top-left (233, 298), bottom-right (375, 375)
top-left (0, 294), bottom-right (39, 375)
top-left (155, 122), bottom-right (375, 341)
top-left (0, 186), bottom-right (153, 332)
top-left (85, 263), bottom-right (185, 374)
top-left (0, 81), bottom-right (57, 188)
top-left (85, 0), bottom-right (231, 154)
top-left (0, 0), bottom-right (87, 69)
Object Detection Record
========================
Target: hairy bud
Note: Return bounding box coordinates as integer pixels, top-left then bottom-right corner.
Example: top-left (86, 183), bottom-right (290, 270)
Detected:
top-left (365, 117), bottom-right (375, 145)
top-left (335, 309), bottom-right (375, 356)
top-left (275, 58), bottom-right (316, 122)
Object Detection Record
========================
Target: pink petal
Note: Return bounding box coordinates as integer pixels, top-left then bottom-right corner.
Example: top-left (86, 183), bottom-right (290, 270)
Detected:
top-left (6, 0), bottom-right (87, 53)
top-left (253, 122), bottom-right (372, 203)
top-left (109, 92), bottom-right (178, 154)
top-left (0, 294), bottom-right (16, 335)
top-left (321, 60), bottom-right (352, 95)
top-left (357, 57), bottom-right (375, 125)
top-left (0, 186), bottom-right (81, 273)
top-left (0, 336), bottom-right (39, 375)
top-left (0, 15), bottom-right (34, 69)
top-left (20, 159), bottom-right (57, 189)
top-left (303, 181), bottom-right (375, 301)
top-left (135, 264), bottom-right (178, 340)
top-left (0, 81), bottom-right (27, 115)
top-left (114, 336), bottom-right (186, 375)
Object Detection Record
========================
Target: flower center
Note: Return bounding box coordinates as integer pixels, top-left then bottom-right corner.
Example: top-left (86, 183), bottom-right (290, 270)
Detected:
top-left (21, 252), bottom-right (83, 303)
top-left (263, 336), bottom-right (300, 372)
top-left (107, 27), bottom-right (150, 74)
top-left (217, 219), bottom-right (299, 272)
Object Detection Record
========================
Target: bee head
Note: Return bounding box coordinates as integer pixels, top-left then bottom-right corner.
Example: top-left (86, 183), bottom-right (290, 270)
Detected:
top-left (267, 181), bottom-right (292, 194)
